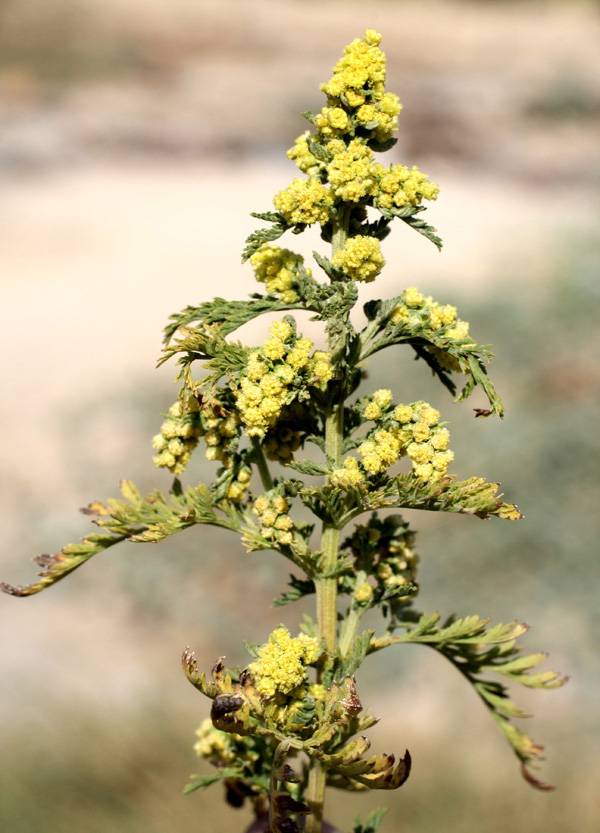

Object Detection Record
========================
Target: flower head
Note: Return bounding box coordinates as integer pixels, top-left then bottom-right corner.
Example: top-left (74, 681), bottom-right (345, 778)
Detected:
top-left (332, 235), bottom-right (385, 282)
top-left (248, 627), bottom-right (320, 698)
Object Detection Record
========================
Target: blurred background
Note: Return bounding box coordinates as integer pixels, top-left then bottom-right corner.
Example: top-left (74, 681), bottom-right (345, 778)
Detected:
top-left (1, 1), bottom-right (599, 831)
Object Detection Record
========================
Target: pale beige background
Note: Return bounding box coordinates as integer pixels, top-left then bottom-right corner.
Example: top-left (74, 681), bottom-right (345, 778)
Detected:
top-left (1, 2), bottom-right (599, 832)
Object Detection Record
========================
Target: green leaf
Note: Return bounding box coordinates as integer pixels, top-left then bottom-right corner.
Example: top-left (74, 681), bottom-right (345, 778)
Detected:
top-left (367, 135), bottom-right (398, 153)
top-left (242, 212), bottom-right (290, 262)
top-left (285, 460), bottom-right (329, 477)
top-left (329, 471), bottom-right (522, 528)
top-left (360, 216), bottom-right (392, 242)
top-left (183, 772), bottom-right (228, 795)
top-left (358, 297), bottom-right (503, 416)
top-left (353, 808), bottom-right (388, 833)
top-left (307, 137), bottom-right (333, 164)
top-left (163, 296), bottom-right (301, 344)
top-left (377, 204), bottom-right (442, 250)
top-left (312, 250), bottom-right (342, 282)
top-left (335, 630), bottom-right (374, 680)
top-left (1, 480), bottom-right (244, 596)
top-left (372, 612), bottom-right (567, 786)
top-left (273, 575), bottom-right (316, 607)
top-left (313, 739), bottom-right (411, 791)
top-left (458, 353), bottom-right (504, 417)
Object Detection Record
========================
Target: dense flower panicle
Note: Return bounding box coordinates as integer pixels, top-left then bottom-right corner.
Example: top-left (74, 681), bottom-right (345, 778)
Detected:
top-left (355, 92), bottom-right (402, 141)
top-left (331, 235), bottom-right (385, 282)
top-left (235, 320), bottom-right (333, 439)
top-left (273, 177), bottom-right (334, 226)
top-left (316, 31), bottom-right (403, 145)
top-left (320, 30), bottom-right (386, 103)
top-left (314, 105), bottom-right (351, 138)
top-left (271, 29), bottom-right (439, 287)
top-left (248, 627), bottom-right (320, 698)
top-left (250, 243), bottom-right (309, 303)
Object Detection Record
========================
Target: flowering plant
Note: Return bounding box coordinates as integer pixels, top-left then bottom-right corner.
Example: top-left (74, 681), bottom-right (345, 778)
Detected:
top-left (2, 31), bottom-right (565, 833)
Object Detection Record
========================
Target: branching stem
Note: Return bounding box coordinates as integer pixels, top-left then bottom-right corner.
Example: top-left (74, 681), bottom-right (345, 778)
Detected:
top-left (305, 205), bottom-right (350, 833)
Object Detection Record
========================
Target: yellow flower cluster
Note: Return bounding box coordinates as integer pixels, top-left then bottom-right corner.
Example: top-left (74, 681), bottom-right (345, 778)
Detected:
top-left (203, 406), bottom-right (241, 468)
top-left (331, 235), bottom-right (385, 282)
top-left (373, 164), bottom-right (439, 210)
top-left (250, 243), bottom-right (309, 304)
top-left (330, 456), bottom-right (365, 489)
top-left (391, 287), bottom-right (465, 332)
top-left (335, 394), bottom-right (454, 485)
top-left (152, 396), bottom-right (203, 475)
top-left (235, 320), bottom-right (333, 439)
top-left (354, 93), bottom-right (402, 142)
top-left (321, 30), bottom-right (386, 105)
top-left (363, 388), bottom-right (393, 420)
top-left (314, 105), bottom-right (351, 138)
top-left (393, 400), bottom-right (454, 482)
top-left (194, 718), bottom-right (237, 764)
top-left (253, 493), bottom-right (294, 546)
top-left (358, 429), bottom-right (402, 475)
top-left (273, 177), bottom-right (334, 226)
top-left (354, 581), bottom-right (374, 604)
top-left (248, 626), bottom-right (320, 698)
top-left (318, 31), bottom-right (402, 145)
top-left (278, 32), bottom-right (439, 260)
top-left (326, 139), bottom-right (377, 202)
top-left (287, 131), bottom-right (321, 175)
top-left (226, 467), bottom-right (252, 503)
top-left (390, 288), bottom-right (472, 372)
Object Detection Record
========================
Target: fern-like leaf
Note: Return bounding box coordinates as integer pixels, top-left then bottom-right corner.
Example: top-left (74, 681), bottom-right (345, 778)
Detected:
top-left (371, 613), bottom-right (567, 788)
top-left (1, 480), bottom-right (244, 596)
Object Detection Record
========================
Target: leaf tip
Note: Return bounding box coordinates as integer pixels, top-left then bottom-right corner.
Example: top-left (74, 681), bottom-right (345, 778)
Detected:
top-left (520, 763), bottom-right (556, 792)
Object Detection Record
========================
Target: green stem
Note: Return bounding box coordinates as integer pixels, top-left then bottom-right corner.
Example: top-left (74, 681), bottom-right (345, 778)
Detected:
top-left (305, 206), bottom-right (350, 833)
top-left (331, 204), bottom-right (350, 258)
top-left (251, 436), bottom-right (275, 492)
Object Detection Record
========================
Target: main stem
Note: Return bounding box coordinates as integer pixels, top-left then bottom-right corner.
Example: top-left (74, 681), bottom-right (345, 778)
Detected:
top-left (304, 207), bottom-right (349, 833)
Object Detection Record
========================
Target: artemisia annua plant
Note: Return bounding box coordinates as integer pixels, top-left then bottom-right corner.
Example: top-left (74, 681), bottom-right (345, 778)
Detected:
top-left (3, 31), bottom-right (565, 833)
